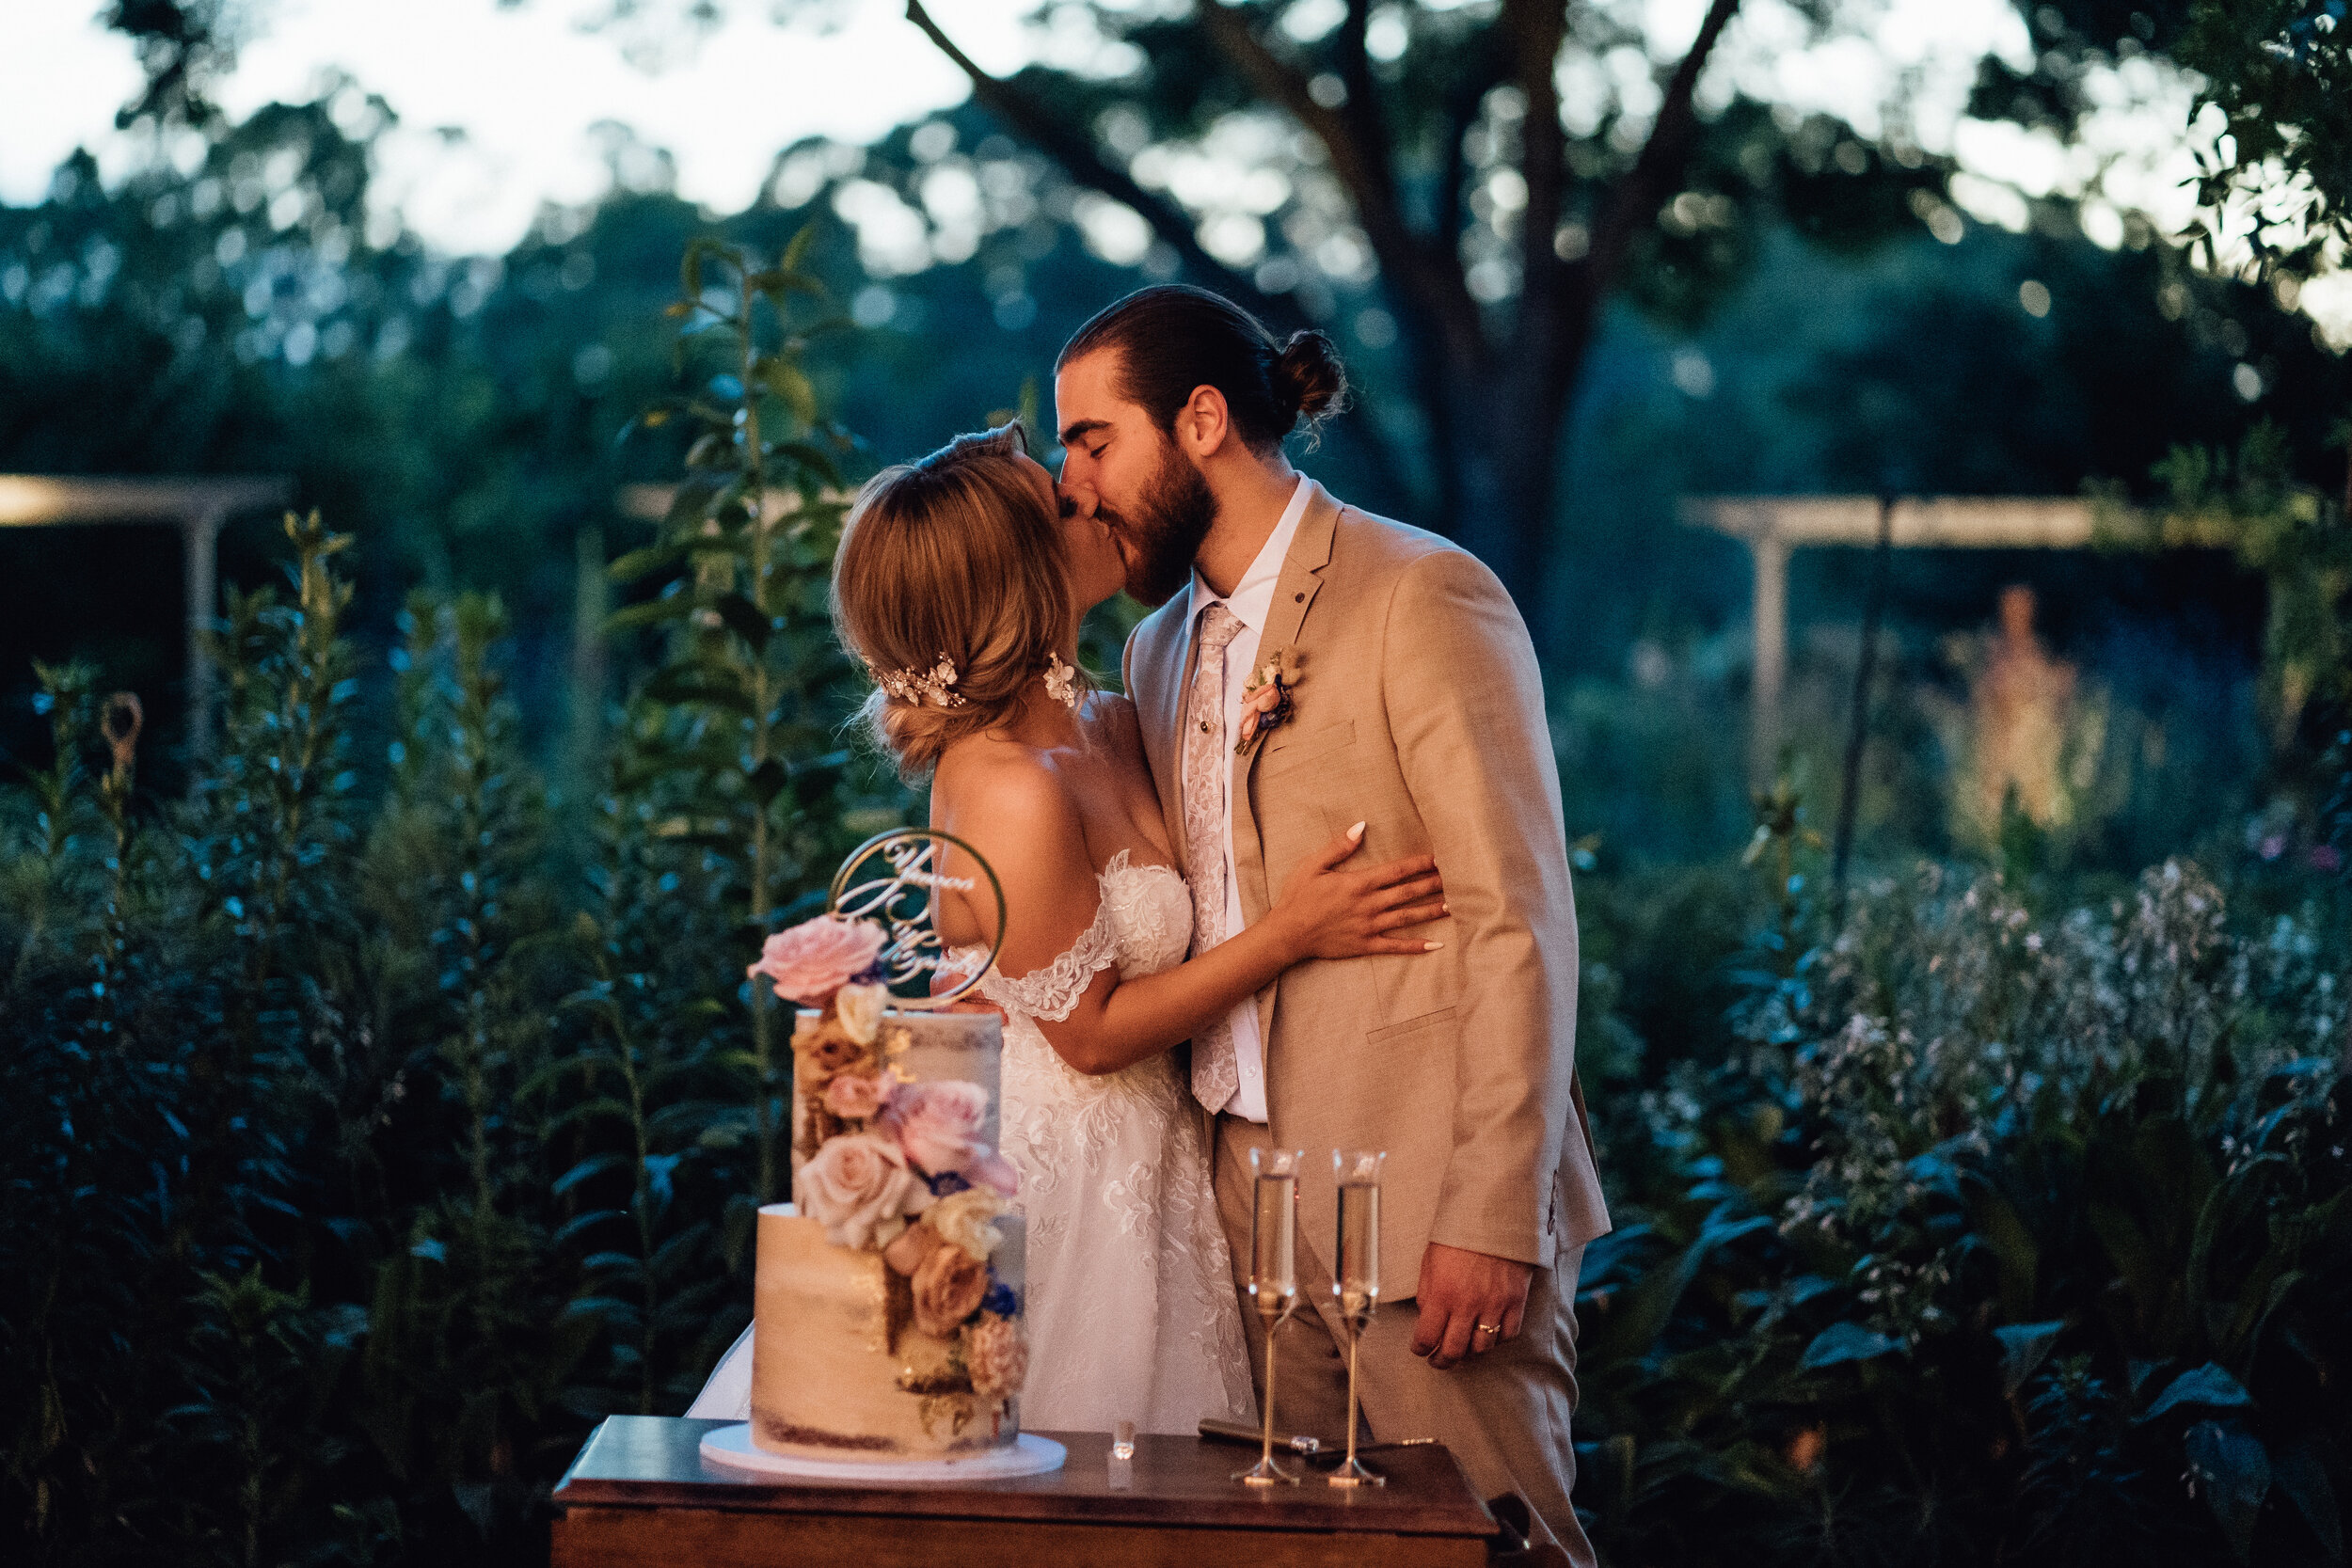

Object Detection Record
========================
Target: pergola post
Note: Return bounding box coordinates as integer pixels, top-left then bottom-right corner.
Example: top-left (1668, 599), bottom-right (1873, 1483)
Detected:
top-left (183, 506), bottom-right (225, 761)
top-left (1679, 495), bottom-right (2107, 788)
top-left (1748, 533), bottom-right (1788, 785)
top-left (0, 475), bottom-right (293, 772)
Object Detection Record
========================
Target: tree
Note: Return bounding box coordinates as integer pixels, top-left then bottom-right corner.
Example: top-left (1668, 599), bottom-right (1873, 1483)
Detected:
top-left (891, 0), bottom-right (1954, 602)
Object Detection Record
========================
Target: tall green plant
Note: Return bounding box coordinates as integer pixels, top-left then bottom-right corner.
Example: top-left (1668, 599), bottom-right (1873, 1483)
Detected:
top-left (608, 227), bottom-right (885, 1203)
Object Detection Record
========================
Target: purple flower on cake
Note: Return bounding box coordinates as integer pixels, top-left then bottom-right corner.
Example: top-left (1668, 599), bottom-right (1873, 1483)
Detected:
top-left (882, 1082), bottom-right (1020, 1196)
top-left (911, 1240), bottom-right (991, 1337)
top-left (797, 1132), bottom-right (922, 1250)
top-left (964, 1312), bottom-right (1027, 1400)
top-left (821, 1070), bottom-right (896, 1121)
top-left (749, 915), bottom-right (885, 1007)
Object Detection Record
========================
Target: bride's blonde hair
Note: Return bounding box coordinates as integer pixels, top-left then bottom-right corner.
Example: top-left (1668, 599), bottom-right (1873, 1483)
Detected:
top-left (833, 422), bottom-right (1088, 777)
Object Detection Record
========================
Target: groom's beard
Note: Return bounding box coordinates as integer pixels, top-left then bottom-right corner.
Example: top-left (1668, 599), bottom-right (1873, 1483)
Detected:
top-left (1100, 437), bottom-right (1216, 608)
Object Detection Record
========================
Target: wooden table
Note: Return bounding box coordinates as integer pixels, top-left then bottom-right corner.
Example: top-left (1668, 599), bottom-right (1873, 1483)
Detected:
top-left (551, 1417), bottom-right (1500, 1566)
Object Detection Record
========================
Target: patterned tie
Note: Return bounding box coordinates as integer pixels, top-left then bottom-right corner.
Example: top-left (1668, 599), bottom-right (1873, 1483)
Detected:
top-left (1184, 602), bottom-right (1246, 1114)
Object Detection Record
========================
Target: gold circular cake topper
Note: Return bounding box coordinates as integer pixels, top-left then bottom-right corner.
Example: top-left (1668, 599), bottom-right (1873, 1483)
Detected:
top-left (826, 827), bottom-right (1006, 1010)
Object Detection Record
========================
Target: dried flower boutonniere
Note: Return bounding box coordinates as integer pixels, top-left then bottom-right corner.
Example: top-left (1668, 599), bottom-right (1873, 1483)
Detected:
top-left (1235, 643), bottom-right (1300, 758)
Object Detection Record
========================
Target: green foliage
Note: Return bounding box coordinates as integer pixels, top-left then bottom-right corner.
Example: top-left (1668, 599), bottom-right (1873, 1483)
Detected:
top-left (2177, 0), bottom-right (2352, 278)
top-left (1572, 855), bottom-right (2352, 1566)
top-left (2140, 423), bottom-right (2352, 765)
top-left (0, 239), bottom-right (907, 1562)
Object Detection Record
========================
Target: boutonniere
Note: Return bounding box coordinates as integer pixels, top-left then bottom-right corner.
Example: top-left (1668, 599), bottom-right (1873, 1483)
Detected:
top-left (1235, 644), bottom-right (1300, 758)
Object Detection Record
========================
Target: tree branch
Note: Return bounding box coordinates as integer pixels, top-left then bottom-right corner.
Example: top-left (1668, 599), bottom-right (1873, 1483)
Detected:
top-left (903, 0), bottom-right (1299, 331)
top-left (1197, 0), bottom-right (1485, 364)
top-left (1581, 0), bottom-right (1742, 302)
top-left (1506, 0), bottom-right (1569, 323)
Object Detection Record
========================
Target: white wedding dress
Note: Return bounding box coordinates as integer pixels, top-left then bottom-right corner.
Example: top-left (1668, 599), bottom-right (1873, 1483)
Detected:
top-left (685, 851), bottom-right (1255, 1435)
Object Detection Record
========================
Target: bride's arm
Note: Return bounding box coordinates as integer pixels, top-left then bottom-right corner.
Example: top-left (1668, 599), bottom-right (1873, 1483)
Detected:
top-left (941, 759), bottom-right (1441, 1078)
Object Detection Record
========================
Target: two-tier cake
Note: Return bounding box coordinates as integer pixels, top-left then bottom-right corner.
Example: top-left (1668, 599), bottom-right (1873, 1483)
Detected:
top-left (738, 903), bottom-right (1029, 1464)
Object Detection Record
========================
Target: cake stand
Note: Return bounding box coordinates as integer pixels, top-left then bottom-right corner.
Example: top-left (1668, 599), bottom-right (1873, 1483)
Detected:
top-left (699, 1423), bottom-right (1067, 1481)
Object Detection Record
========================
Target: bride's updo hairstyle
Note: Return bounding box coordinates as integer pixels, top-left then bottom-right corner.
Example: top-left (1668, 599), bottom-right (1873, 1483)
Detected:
top-left (1056, 284), bottom-right (1349, 453)
top-left (832, 421), bottom-right (1084, 778)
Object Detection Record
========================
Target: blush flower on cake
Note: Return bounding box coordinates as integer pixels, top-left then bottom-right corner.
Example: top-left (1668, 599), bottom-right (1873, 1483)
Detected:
top-left (797, 1132), bottom-right (927, 1250)
top-left (882, 1082), bottom-right (1020, 1197)
top-left (963, 1312), bottom-right (1027, 1400)
top-left (911, 1241), bottom-right (992, 1338)
top-left (821, 1069), bottom-right (896, 1120)
top-left (749, 915), bottom-right (884, 1007)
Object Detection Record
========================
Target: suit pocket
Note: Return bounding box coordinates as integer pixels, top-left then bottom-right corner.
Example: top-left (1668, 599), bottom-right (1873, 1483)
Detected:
top-left (1260, 720), bottom-right (1357, 778)
top-left (1365, 1006), bottom-right (1456, 1046)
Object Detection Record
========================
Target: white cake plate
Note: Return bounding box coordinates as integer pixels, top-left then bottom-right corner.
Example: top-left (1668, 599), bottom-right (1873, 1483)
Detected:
top-left (699, 1423), bottom-right (1066, 1482)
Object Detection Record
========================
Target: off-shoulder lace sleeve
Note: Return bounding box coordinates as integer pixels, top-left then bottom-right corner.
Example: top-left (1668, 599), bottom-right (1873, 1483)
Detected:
top-left (979, 900), bottom-right (1120, 1022)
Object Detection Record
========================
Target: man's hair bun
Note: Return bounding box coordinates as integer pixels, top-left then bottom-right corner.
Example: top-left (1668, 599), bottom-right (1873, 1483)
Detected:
top-left (1057, 285), bottom-right (1351, 455)
top-left (1273, 330), bottom-right (1348, 425)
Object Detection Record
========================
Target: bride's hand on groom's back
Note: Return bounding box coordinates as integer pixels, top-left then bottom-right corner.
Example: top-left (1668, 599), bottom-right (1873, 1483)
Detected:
top-left (1266, 822), bottom-right (1447, 963)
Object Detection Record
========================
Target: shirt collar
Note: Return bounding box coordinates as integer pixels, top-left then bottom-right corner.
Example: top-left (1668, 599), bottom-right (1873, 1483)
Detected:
top-left (1187, 475), bottom-right (1310, 635)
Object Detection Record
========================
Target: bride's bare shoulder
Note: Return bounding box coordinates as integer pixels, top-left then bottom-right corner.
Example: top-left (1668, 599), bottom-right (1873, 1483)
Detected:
top-left (932, 735), bottom-right (1084, 843)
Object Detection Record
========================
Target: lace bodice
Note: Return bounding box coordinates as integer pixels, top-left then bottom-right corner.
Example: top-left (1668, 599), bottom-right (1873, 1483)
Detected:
top-left (966, 850), bottom-right (1192, 1022)
top-left (956, 847), bottom-right (1253, 1433)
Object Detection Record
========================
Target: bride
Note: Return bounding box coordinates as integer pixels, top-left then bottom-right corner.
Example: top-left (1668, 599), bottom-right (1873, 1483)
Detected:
top-left (694, 422), bottom-right (1446, 1434)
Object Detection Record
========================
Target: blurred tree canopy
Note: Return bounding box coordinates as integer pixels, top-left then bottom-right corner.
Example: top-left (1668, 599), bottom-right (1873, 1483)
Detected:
top-left (671, 0), bottom-right (1952, 602)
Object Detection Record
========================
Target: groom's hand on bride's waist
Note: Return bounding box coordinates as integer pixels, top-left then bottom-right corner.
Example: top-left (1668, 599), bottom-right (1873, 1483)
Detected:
top-left (1411, 1242), bottom-right (1534, 1370)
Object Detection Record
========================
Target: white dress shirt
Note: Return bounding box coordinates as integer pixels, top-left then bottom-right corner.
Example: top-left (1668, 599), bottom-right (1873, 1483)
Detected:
top-left (1182, 475), bottom-right (1310, 1123)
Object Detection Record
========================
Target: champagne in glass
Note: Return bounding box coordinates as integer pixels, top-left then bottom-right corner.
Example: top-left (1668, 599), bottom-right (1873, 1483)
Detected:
top-left (1237, 1146), bottom-right (1306, 1486)
top-left (1327, 1148), bottom-right (1387, 1487)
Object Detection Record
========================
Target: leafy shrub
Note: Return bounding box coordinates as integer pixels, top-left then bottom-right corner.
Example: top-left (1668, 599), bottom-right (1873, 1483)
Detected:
top-left (0, 233), bottom-right (900, 1566)
top-left (1574, 854), bottom-right (2351, 1567)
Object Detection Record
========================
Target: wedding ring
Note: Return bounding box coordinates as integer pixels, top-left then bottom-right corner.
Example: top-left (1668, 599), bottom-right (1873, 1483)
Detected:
top-left (1474, 1322), bottom-right (1501, 1336)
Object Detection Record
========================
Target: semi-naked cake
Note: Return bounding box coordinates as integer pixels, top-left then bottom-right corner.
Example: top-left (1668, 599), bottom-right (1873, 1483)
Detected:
top-left (747, 984), bottom-right (1027, 1462)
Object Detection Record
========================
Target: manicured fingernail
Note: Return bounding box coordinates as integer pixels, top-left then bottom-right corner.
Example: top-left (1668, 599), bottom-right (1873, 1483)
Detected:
top-left (1441, 903), bottom-right (1450, 913)
top-left (1424, 941), bottom-right (1443, 951)
top-left (1347, 821), bottom-right (1365, 839)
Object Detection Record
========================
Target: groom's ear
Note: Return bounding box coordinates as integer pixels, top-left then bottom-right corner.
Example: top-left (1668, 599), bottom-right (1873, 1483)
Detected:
top-left (1176, 383), bottom-right (1234, 459)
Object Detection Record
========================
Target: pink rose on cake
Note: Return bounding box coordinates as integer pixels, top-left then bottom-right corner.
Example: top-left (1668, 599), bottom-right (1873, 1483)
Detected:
top-left (963, 1312), bottom-right (1027, 1400)
top-left (882, 1082), bottom-right (1019, 1196)
top-left (798, 1132), bottom-right (928, 1250)
top-left (749, 915), bottom-right (883, 1007)
top-left (911, 1240), bottom-right (991, 1337)
top-left (821, 1069), bottom-right (896, 1121)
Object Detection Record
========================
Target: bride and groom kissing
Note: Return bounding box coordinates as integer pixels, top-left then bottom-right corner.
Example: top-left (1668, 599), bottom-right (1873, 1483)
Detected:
top-left (705, 284), bottom-right (1610, 1562)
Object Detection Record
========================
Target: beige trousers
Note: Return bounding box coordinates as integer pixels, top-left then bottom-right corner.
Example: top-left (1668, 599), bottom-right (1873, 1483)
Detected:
top-left (1215, 1115), bottom-right (1595, 1566)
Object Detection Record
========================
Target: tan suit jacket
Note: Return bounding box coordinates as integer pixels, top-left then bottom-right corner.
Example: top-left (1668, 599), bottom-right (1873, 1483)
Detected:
top-left (1122, 482), bottom-right (1609, 1299)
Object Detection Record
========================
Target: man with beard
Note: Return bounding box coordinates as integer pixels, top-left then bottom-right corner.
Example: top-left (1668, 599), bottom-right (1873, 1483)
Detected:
top-left (1054, 285), bottom-right (1610, 1565)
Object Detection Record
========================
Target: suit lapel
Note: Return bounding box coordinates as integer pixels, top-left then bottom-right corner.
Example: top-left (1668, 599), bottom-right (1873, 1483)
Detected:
top-left (1229, 481), bottom-right (1341, 1049)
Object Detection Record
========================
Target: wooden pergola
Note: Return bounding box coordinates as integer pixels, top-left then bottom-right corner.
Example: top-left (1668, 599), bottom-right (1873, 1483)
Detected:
top-left (0, 474), bottom-right (294, 756)
top-left (1679, 496), bottom-right (2106, 781)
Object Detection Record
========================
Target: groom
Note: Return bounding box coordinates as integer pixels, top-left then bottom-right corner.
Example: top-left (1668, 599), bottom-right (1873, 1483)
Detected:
top-left (1055, 286), bottom-right (1610, 1563)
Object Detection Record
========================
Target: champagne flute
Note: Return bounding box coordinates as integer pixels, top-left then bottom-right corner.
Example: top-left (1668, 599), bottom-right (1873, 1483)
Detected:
top-left (1237, 1145), bottom-right (1306, 1486)
top-left (1327, 1148), bottom-right (1387, 1486)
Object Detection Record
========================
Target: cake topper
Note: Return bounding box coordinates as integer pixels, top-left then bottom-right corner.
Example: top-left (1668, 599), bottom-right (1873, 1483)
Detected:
top-left (826, 827), bottom-right (1007, 1010)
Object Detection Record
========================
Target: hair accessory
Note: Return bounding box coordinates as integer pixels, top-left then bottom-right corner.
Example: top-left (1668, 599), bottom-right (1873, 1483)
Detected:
top-left (870, 654), bottom-right (968, 709)
top-left (1042, 652), bottom-right (1078, 710)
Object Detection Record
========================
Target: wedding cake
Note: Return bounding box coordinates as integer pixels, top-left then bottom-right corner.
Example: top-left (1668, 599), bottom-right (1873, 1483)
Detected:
top-left (743, 912), bottom-right (1027, 1462)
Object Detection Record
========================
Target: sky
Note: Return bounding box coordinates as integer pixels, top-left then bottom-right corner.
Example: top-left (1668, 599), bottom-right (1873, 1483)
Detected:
top-left (0, 0), bottom-right (2260, 304)
top-left (6, 0), bottom-right (1041, 249)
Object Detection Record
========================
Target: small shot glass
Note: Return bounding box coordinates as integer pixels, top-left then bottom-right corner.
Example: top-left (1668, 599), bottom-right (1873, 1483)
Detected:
top-left (1112, 1420), bottom-right (1136, 1462)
